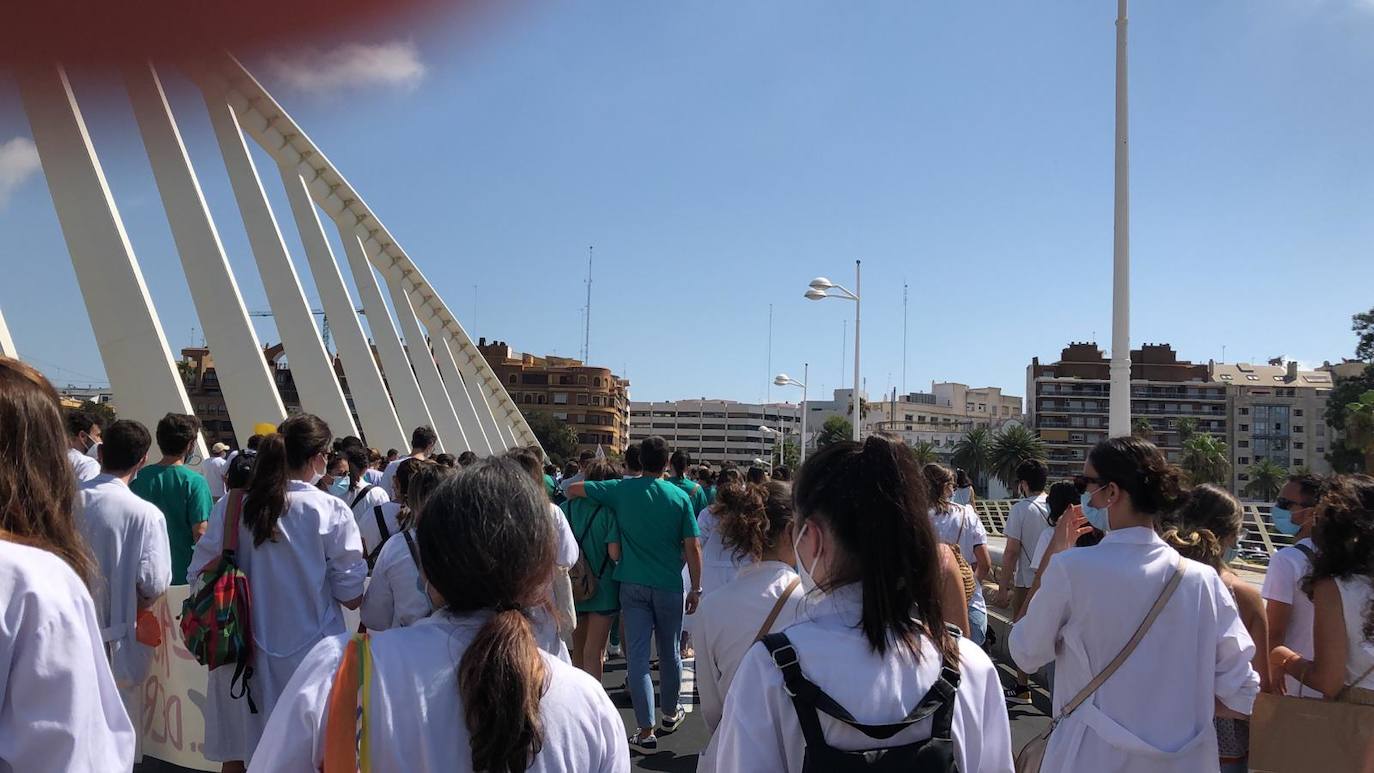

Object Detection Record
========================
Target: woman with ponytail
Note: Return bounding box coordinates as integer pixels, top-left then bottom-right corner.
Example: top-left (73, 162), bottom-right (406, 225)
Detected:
top-left (1010, 437), bottom-right (1260, 772)
top-left (250, 457), bottom-right (629, 772)
top-left (188, 415), bottom-right (367, 772)
top-left (695, 467), bottom-right (747, 596)
top-left (0, 358), bottom-right (134, 771)
top-left (709, 435), bottom-right (1012, 772)
top-left (1163, 483), bottom-right (1268, 772)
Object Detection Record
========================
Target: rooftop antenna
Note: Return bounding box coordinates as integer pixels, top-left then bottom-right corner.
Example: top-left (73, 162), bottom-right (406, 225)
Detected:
top-left (581, 246), bottom-right (593, 362)
top-left (840, 319), bottom-right (847, 389)
top-left (902, 281), bottom-right (908, 395)
top-left (766, 303), bottom-right (773, 405)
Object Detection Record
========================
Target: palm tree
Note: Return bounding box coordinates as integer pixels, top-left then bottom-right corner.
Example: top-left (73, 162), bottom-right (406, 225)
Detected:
top-left (1344, 390), bottom-right (1374, 474)
top-left (1179, 433), bottom-right (1231, 486)
top-left (1244, 458), bottom-right (1288, 501)
top-left (1175, 417), bottom-right (1198, 443)
top-left (1132, 417), bottom-right (1155, 442)
top-left (989, 424), bottom-right (1048, 490)
top-left (952, 427), bottom-right (994, 494)
top-left (910, 440), bottom-right (938, 466)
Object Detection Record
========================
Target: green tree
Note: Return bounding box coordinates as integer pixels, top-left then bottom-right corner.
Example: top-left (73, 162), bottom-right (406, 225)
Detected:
top-left (1354, 307), bottom-right (1374, 362)
top-left (523, 411), bottom-right (578, 466)
top-left (952, 427), bottom-right (995, 494)
top-left (1175, 417), bottom-right (1198, 443)
top-left (1343, 390), bottom-right (1374, 474)
top-left (80, 399), bottom-right (117, 427)
top-left (910, 440), bottom-right (939, 466)
top-left (1179, 433), bottom-right (1231, 486)
top-left (772, 439), bottom-right (801, 469)
top-left (816, 416), bottom-right (852, 449)
top-left (1244, 458), bottom-right (1288, 501)
top-left (989, 424), bottom-right (1047, 490)
top-left (1326, 438), bottom-right (1368, 474)
top-left (1131, 418), bottom-right (1154, 442)
top-left (1325, 363), bottom-right (1374, 431)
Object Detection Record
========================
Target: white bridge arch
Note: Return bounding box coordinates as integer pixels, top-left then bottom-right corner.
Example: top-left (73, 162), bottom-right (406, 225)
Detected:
top-left (9, 53), bottom-right (537, 455)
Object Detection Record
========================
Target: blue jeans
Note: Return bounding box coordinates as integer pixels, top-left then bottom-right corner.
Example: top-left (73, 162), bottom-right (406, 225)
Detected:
top-left (620, 582), bottom-right (684, 730)
top-left (968, 604), bottom-right (987, 647)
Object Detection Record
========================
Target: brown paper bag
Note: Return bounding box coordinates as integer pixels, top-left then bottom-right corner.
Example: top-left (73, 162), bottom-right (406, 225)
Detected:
top-left (1249, 691), bottom-right (1374, 773)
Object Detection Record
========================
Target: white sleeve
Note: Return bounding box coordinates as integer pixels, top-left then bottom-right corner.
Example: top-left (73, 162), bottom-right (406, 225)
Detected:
top-left (1210, 571), bottom-right (1261, 714)
top-left (1010, 553), bottom-right (1071, 673)
top-left (967, 647), bottom-right (1016, 773)
top-left (710, 644), bottom-right (793, 772)
top-left (359, 546), bottom-right (398, 631)
top-left (186, 496), bottom-right (229, 584)
top-left (1260, 551), bottom-right (1296, 605)
top-left (0, 572), bottom-right (135, 771)
top-left (588, 679), bottom-right (632, 773)
top-left (324, 504), bottom-right (368, 603)
top-left (969, 508), bottom-right (989, 546)
top-left (246, 634), bottom-right (348, 772)
top-left (137, 513), bottom-right (172, 601)
top-left (1005, 504), bottom-right (1026, 546)
top-left (1029, 531), bottom-right (1052, 573)
top-left (694, 615), bottom-right (725, 731)
top-left (552, 506), bottom-right (578, 569)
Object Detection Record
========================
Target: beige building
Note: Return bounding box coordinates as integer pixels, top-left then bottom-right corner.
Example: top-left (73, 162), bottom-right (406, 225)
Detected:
top-left (628, 399), bottom-right (802, 468)
top-left (1211, 360), bottom-right (1336, 492)
top-left (865, 382), bottom-right (1023, 456)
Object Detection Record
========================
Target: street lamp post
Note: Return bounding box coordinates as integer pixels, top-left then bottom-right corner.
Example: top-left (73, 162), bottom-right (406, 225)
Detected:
top-left (759, 425), bottom-right (779, 470)
top-left (1109, 0), bottom-right (1132, 438)
top-left (805, 261), bottom-right (861, 441)
top-left (774, 364), bottom-right (808, 465)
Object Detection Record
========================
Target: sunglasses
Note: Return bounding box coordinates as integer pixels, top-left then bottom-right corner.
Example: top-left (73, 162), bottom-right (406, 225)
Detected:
top-left (1075, 475), bottom-right (1105, 490)
top-left (1275, 497), bottom-right (1310, 511)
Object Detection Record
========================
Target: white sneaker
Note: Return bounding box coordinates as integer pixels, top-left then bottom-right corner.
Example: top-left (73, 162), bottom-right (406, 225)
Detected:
top-left (607, 644), bottom-right (623, 657)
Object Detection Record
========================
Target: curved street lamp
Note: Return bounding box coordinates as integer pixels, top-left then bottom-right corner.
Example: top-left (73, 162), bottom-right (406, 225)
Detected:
top-left (774, 365), bottom-right (808, 464)
top-left (804, 261), bottom-right (861, 441)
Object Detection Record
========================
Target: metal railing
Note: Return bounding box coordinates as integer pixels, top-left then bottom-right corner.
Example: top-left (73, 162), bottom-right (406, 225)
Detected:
top-left (971, 499), bottom-right (1294, 568)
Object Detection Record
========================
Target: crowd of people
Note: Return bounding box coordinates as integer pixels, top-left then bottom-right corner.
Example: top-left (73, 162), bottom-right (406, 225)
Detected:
top-left (3, 353), bottom-right (1374, 771)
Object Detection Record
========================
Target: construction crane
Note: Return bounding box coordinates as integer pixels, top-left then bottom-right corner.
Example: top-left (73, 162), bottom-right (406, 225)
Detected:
top-left (246, 307), bottom-right (364, 354)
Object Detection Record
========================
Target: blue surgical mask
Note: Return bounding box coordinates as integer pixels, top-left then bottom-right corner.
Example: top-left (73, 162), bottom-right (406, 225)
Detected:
top-left (1270, 506), bottom-right (1301, 536)
top-left (328, 477), bottom-right (350, 499)
top-left (1080, 487), bottom-right (1112, 532)
top-left (1224, 545), bottom-right (1240, 564)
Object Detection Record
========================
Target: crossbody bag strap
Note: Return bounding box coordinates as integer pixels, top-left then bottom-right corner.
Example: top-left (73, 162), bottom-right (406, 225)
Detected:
top-left (576, 505), bottom-right (603, 546)
top-left (223, 490), bottom-right (244, 556)
top-left (349, 484), bottom-right (376, 510)
top-left (1294, 543), bottom-right (1316, 562)
top-left (1054, 556), bottom-right (1186, 725)
top-left (754, 577), bottom-right (801, 643)
top-left (373, 505), bottom-right (392, 545)
top-left (1335, 662), bottom-right (1374, 702)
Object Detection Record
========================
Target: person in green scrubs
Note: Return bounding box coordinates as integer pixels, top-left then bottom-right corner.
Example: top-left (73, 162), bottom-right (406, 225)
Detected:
top-left (562, 458), bottom-right (622, 681)
top-left (130, 413), bottom-right (212, 583)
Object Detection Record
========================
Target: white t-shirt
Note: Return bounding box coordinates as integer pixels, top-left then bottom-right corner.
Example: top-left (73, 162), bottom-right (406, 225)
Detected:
top-left (203, 455), bottom-right (229, 500)
top-left (1005, 493), bottom-right (1050, 588)
top-left (357, 501), bottom-right (404, 564)
top-left (0, 540), bottom-right (136, 771)
top-left (379, 456), bottom-right (414, 499)
top-left (67, 447), bottom-right (101, 484)
top-left (1260, 538), bottom-right (1321, 697)
top-left (930, 504), bottom-right (989, 613)
top-left (1030, 528), bottom-right (1055, 575)
top-left (1336, 576), bottom-right (1374, 690)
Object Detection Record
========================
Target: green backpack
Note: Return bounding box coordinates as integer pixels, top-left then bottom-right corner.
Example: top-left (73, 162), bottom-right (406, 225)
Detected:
top-left (179, 490), bottom-right (257, 712)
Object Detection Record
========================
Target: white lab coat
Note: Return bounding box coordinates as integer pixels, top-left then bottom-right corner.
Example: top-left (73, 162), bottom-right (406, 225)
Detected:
top-left (67, 446), bottom-right (101, 483)
top-left (76, 474), bottom-right (172, 730)
top-left (689, 560), bottom-right (805, 740)
top-left (1337, 576), bottom-right (1374, 689)
top-left (204, 455), bottom-right (229, 500)
top-left (354, 495), bottom-right (400, 561)
top-left (695, 506), bottom-right (750, 596)
top-left (1010, 527), bottom-right (1260, 772)
top-left (0, 540), bottom-right (136, 772)
top-left (708, 584), bottom-right (1013, 773)
top-left (540, 503), bottom-right (578, 659)
top-left (379, 455), bottom-right (413, 499)
top-left (187, 481), bottom-right (368, 762)
top-left (360, 528), bottom-right (431, 631)
top-left (247, 610), bottom-right (631, 773)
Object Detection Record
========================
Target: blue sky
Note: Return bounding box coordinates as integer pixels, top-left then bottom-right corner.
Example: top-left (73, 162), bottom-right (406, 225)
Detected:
top-left (2, 1), bottom-right (1373, 407)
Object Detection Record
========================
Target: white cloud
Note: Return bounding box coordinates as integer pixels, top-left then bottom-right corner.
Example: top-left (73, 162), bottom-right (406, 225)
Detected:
top-left (0, 137), bottom-right (40, 210)
top-left (267, 41), bottom-right (426, 97)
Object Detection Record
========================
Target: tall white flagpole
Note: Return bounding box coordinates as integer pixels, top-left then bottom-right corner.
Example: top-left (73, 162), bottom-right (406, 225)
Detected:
top-left (1109, 0), bottom-right (1132, 438)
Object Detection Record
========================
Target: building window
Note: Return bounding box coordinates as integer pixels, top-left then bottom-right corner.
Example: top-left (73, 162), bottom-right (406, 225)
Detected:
top-left (553, 393), bottom-right (568, 405)
top-left (1294, 458), bottom-right (1305, 467)
top-left (577, 394), bottom-right (589, 406)
top-left (1294, 442), bottom-right (1304, 450)
top-left (1238, 440), bottom-right (1248, 448)
top-left (1239, 424), bottom-right (1248, 432)
top-left (593, 377), bottom-right (602, 387)
top-left (1238, 457), bottom-right (1250, 465)
top-left (1240, 407), bottom-right (1249, 415)
top-left (1295, 409), bottom-right (1304, 417)
top-left (578, 375), bottom-right (587, 385)
top-left (509, 374), bottom-right (517, 384)
top-left (1293, 425), bottom-right (1304, 433)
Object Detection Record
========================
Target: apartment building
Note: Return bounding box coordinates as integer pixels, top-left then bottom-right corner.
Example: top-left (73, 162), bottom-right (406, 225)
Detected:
top-left (864, 382), bottom-right (1024, 456)
top-left (1026, 342), bottom-right (1228, 481)
top-left (628, 399), bottom-right (802, 468)
top-left (478, 339), bottom-right (630, 455)
top-left (1212, 360), bottom-right (1336, 492)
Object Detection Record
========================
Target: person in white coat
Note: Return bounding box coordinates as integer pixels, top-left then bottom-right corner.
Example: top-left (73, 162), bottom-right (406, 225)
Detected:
top-left (709, 435), bottom-right (1013, 773)
top-left (1270, 474), bottom-right (1374, 704)
top-left (925, 463), bottom-right (993, 646)
top-left (64, 405), bottom-right (104, 483)
top-left (511, 448), bottom-right (579, 661)
top-left (338, 444), bottom-right (394, 565)
top-left (360, 462), bottom-right (456, 631)
top-left (0, 357), bottom-right (135, 772)
top-left (187, 415), bottom-right (368, 773)
top-left (694, 468), bottom-right (749, 596)
top-left (1010, 436), bottom-right (1260, 773)
top-left (691, 478), bottom-right (805, 773)
top-left (76, 419), bottom-right (172, 740)
top-left (249, 456), bottom-right (630, 773)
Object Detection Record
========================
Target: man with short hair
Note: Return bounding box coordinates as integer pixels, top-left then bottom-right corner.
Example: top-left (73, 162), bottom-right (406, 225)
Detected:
top-left (65, 407), bottom-right (105, 483)
top-left (203, 442), bottom-right (230, 501)
top-left (130, 413), bottom-right (212, 583)
top-left (457, 450), bottom-right (478, 467)
top-left (380, 426), bottom-right (438, 498)
top-left (559, 450), bottom-right (598, 495)
top-left (623, 444), bottom-right (642, 479)
top-left (995, 457), bottom-right (1050, 704)
top-left (667, 450), bottom-right (709, 515)
top-left (567, 436), bottom-right (702, 750)
top-left (76, 419), bottom-right (172, 733)
top-left (1261, 473), bottom-right (1327, 697)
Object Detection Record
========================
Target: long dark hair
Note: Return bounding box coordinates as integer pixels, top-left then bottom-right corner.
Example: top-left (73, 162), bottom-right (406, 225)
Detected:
top-left (715, 481), bottom-right (793, 562)
top-left (1045, 481), bottom-right (1078, 525)
top-left (343, 444), bottom-right (369, 490)
top-left (1086, 436), bottom-right (1185, 516)
top-left (418, 457), bottom-right (554, 773)
top-left (794, 435), bottom-right (949, 661)
top-left (0, 357), bottom-right (95, 587)
top-left (243, 415), bottom-right (331, 546)
top-left (923, 463), bottom-right (956, 512)
top-left (1308, 475), bottom-right (1374, 643)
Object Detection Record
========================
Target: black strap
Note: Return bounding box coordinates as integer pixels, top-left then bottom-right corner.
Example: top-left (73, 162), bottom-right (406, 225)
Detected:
top-left (1294, 543), bottom-right (1316, 562)
top-left (368, 505), bottom-right (392, 564)
top-left (575, 505), bottom-right (611, 577)
top-left (350, 484), bottom-right (376, 509)
top-left (401, 529), bottom-right (421, 571)
top-left (761, 632), bottom-right (960, 745)
top-left (229, 657), bottom-right (258, 714)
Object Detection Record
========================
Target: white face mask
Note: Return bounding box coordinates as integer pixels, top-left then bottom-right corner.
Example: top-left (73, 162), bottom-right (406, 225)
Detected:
top-left (792, 522), bottom-right (822, 593)
top-left (308, 455), bottom-right (326, 485)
